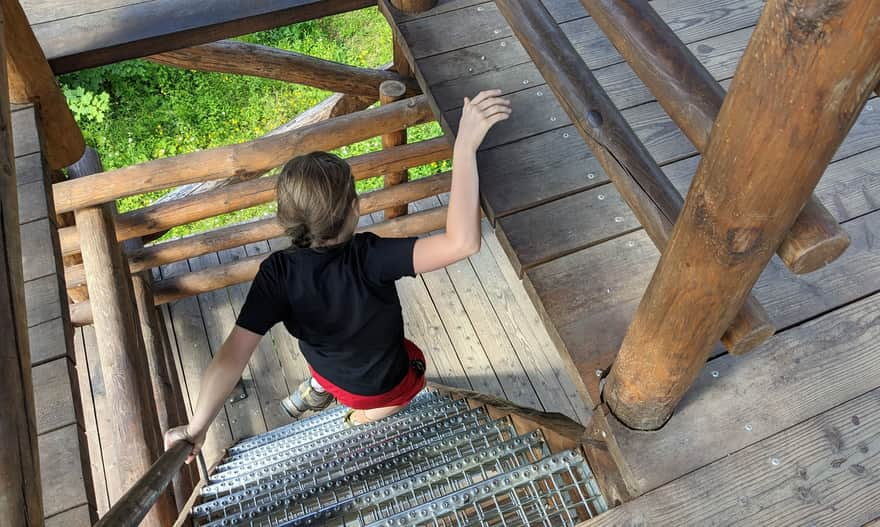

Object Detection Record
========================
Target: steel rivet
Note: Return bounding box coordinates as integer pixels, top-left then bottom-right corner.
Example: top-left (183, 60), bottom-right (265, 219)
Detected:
top-left (598, 194), bottom-right (605, 200)
top-left (771, 457), bottom-right (780, 466)
top-left (711, 370), bottom-right (720, 378)
top-left (614, 216), bottom-right (623, 223)
top-left (745, 424), bottom-right (753, 431)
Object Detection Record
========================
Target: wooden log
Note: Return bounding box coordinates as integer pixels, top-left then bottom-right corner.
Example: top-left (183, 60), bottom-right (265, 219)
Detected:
top-left (124, 237), bottom-right (193, 510)
top-left (147, 40), bottom-right (419, 97)
top-left (92, 440), bottom-right (190, 527)
top-left (69, 149), bottom-right (176, 525)
top-left (69, 206), bottom-right (448, 326)
top-left (578, 0), bottom-right (850, 275)
top-left (53, 95), bottom-right (433, 214)
top-left (389, 0), bottom-right (437, 14)
top-left (493, 0), bottom-right (774, 356)
top-left (602, 0), bottom-right (880, 430)
top-left (1, 0), bottom-right (84, 169)
top-left (57, 137), bottom-right (451, 256)
top-left (63, 171), bottom-right (453, 287)
top-left (380, 80), bottom-right (410, 219)
top-left (0, 10), bottom-right (43, 521)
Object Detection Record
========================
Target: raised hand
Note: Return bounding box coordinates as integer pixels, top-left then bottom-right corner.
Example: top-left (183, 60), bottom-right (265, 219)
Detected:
top-left (455, 89), bottom-right (512, 151)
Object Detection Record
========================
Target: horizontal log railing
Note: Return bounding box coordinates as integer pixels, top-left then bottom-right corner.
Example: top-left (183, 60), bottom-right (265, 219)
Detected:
top-left (495, 0), bottom-right (774, 356)
top-left (64, 171), bottom-right (452, 288)
top-left (69, 205), bottom-right (448, 326)
top-left (57, 136), bottom-right (451, 257)
top-left (577, 0), bottom-right (850, 275)
top-left (52, 95), bottom-right (433, 214)
top-left (147, 40), bottom-right (420, 98)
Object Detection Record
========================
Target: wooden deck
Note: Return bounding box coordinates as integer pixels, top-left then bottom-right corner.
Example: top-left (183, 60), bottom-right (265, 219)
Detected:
top-left (381, 0), bottom-right (880, 522)
top-left (73, 198), bottom-right (592, 514)
top-left (22, 0), bottom-right (374, 73)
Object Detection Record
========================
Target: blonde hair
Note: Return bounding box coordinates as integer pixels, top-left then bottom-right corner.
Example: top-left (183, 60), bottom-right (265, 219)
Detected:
top-left (276, 152), bottom-right (358, 249)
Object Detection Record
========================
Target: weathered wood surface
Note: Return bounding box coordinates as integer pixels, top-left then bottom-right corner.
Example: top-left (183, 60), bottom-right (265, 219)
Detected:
top-left (579, 0), bottom-right (848, 275)
top-left (592, 292), bottom-right (880, 499)
top-left (2, 0), bottom-right (84, 169)
top-left (603, 0), bottom-right (880, 430)
top-left (389, 0), bottom-right (438, 15)
top-left (148, 40), bottom-right (417, 98)
top-left (53, 96), bottom-right (433, 214)
top-left (380, 80), bottom-right (411, 219)
top-left (69, 149), bottom-right (176, 525)
top-left (0, 48), bottom-right (43, 527)
top-left (24, 0), bottom-right (375, 73)
top-left (494, 0), bottom-right (772, 356)
top-left (582, 386), bottom-right (880, 526)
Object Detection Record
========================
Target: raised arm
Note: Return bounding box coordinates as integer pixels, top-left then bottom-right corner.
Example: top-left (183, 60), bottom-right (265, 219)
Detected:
top-left (413, 90), bottom-right (511, 274)
top-left (164, 325), bottom-right (262, 463)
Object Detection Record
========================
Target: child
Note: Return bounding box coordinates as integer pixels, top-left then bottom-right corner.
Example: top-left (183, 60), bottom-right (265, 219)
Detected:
top-left (165, 90), bottom-right (511, 463)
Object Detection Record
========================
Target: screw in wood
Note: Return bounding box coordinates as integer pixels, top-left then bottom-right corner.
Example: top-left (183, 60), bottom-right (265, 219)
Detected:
top-left (597, 194), bottom-right (605, 200)
top-left (614, 217), bottom-right (623, 223)
top-left (480, 55), bottom-right (486, 60)
top-left (536, 90), bottom-right (543, 96)
top-left (549, 115), bottom-right (557, 121)
top-left (744, 424), bottom-right (753, 431)
top-left (500, 41), bottom-right (506, 47)
top-left (627, 241), bottom-right (635, 247)
top-left (587, 173), bottom-right (595, 179)
top-left (595, 369), bottom-right (603, 377)
top-left (711, 370), bottom-right (720, 378)
top-left (771, 457), bottom-right (780, 466)
top-left (562, 132), bottom-right (569, 138)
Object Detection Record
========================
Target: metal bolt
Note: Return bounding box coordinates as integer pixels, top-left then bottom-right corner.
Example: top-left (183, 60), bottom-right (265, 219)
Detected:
top-left (711, 370), bottom-right (720, 378)
top-left (744, 424), bottom-right (753, 431)
top-left (598, 194), bottom-right (606, 200)
top-left (614, 216), bottom-right (623, 223)
top-left (771, 457), bottom-right (780, 466)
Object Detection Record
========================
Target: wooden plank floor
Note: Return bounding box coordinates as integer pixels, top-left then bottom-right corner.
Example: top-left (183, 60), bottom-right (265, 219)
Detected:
top-left (75, 204), bottom-right (592, 501)
top-left (381, 0), bottom-right (880, 521)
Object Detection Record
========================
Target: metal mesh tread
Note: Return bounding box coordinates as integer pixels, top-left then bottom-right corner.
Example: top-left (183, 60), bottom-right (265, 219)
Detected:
top-left (194, 391), bottom-right (607, 526)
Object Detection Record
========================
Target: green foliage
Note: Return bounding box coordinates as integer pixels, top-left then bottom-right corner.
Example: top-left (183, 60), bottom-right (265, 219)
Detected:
top-left (59, 8), bottom-right (448, 240)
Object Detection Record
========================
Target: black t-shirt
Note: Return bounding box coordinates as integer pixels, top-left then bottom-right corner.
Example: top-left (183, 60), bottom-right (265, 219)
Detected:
top-left (236, 232), bottom-right (418, 395)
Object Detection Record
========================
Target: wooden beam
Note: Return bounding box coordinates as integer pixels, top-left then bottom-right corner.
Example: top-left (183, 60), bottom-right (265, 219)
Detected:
top-left (69, 205), bottom-right (447, 326)
top-left (389, 0), bottom-right (438, 14)
top-left (64, 171), bottom-right (452, 288)
top-left (68, 149), bottom-right (177, 525)
top-left (493, 0), bottom-right (773, 356)
top-left (147, 40), bottom-right (418, 98)
top-left (52, 95), bottom-right (433, 214)
top-left (0, 8), bottom-right (43, 522)
top-left (577, 0), bottom-right (850, 275)
top-left (380, 80), bottom-right (410, 219)
top-left (39, 0), bottom-right (377, 74)
top-left (1, 0), bottom-right (84, 169)
top-left (56, 137), bottom-right (451, 257)
top-left (603, 0), bottom-right (880, 430)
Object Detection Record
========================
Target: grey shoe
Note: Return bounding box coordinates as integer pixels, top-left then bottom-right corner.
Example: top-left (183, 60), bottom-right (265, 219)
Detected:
top-left (281, 378), bottom-right (335, 418)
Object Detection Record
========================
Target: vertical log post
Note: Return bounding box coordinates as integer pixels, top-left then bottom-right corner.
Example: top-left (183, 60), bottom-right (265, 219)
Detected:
top-left (380, 80), bottom-right (409, 219)
top-left (494, 0), bottom-right (774, 356)
top-left (70, 148), bottom-right (177, 525)
top-left (577, 0), bottom-right (851, 275)
top-left (124, 239), bottom-right (194, 510)
top-left (389, 0), bottom-right (437, 14)
top-left (603, 0), bottom-right (880, 430)
top-left (0, 9), bottom-right (43, 523)
top-left (0, 0), bottom-right (85, 169)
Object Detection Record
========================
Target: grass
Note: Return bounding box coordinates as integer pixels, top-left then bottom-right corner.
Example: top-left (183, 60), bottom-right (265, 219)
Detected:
top-left (59, 7), bottom-right (448, 241)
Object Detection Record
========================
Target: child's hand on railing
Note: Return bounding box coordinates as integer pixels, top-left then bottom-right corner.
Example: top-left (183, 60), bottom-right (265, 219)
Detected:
top-left (455, 89), bottom-right (512, 151)
top-left (164, 424), bottom-right (205, 465)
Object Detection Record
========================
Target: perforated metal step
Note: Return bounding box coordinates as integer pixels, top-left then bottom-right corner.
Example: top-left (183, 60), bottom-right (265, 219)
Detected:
top-left (193, 391), bottom-right (606, 526)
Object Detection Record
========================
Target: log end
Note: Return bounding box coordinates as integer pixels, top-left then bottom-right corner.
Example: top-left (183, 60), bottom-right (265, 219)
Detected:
top-left (724, 318), bottom-right (776, 356)
top-left (380, 79), bottom-right (407, 99)
top-left (721, 295), bottom-right (775, 356)
top-left (777, 196), bottom-right (851, 275)
top-left (781, 229), bottom-right (851, 275)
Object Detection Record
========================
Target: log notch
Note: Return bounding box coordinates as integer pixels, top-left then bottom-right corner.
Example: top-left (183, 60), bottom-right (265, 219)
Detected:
top-left (0, 9), bottom-right (43, 522)
top-left (380, 80), bottom-right (410, 218)
top-left (123, 237), bottom-right (193, 510)
top-left (0, 0), bottom-right (84, 169)
top-left (148, 40), bottom-right (418, 97)
top-left (602, 0), bottom-right (880, 430)
top-left (389, 0), bottom-right (437, 14)
top-left (494, 0), bottom-right (773, 356)
top-left (52, 95), bottom-right (433, 214)
top-left (578, 0), bottom-right (851, 275)
top-left (69, 149), bottom-right (177, 525)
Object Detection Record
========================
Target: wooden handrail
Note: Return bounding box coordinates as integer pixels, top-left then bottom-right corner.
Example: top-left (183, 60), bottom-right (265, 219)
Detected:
top-left (52, 95), bottom-right (433, 214)
top-left (69, 206), bottom-right (448, 326)
top-left (63, 171), bottom-right (452, 287)
top-left (94, 441), bottom-right (191, 527)
top-left (577, 0), bottom-right (850, 275)
top-left (494, 0), bottom-right (774, 356)
top-left (57, 137), bottom-right (451, 257)
top-left (148, 40), bottom-right (420, 98)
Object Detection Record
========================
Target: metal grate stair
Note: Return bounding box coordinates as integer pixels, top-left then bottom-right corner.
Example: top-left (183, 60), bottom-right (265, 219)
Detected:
top-left (192, 390), bottom-right (607, 526)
